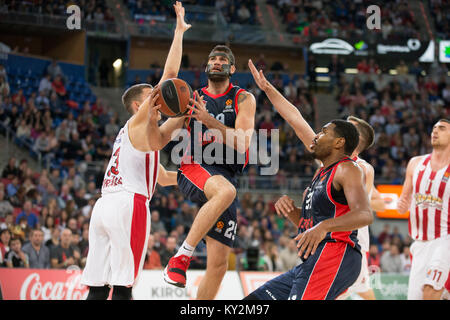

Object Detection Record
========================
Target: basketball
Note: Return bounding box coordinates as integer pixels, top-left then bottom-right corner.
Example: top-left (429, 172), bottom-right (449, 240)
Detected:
top-left (155, 78), bottom-right (193, 117)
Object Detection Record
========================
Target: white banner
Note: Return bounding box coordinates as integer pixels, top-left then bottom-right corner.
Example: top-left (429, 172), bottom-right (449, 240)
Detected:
top-left (132, 270), bottom-right (244, 300)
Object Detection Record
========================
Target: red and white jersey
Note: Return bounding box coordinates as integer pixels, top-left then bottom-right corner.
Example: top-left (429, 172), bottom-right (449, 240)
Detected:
top-left (354, 157), bottom-right (372, 252)
top-left (101, 120), bottom-right (159, 199)
top-left (410, 154), bottom-right (450, 241)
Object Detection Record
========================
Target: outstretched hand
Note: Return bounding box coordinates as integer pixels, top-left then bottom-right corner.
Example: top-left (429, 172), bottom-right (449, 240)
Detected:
top-left (174, 1), bottom-right (192, 33)
top-left (248, 59), bottom-right (272, 92)
top-left (140, 87), bottom-right (161, 124)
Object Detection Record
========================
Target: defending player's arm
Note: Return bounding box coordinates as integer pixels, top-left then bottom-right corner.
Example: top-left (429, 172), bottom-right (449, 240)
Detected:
top-left (371, 188), bottom-right (386, 212)
top-left (131, 1), bottom-right (190, 151)
top-left (248, 59), bottom-right (316, 152)
top-left (157, 1), bottom-right (191, 84)
top-left (295, 162), bottom-right (373, 259)
top-left (397, 155), bottom-right (422, 214)
top-left (157, 164), bottom-right (178, 186)
top-left (359, 161), bottom-right (386, 212)
top-left (188, 93), bottom-right (256, 153)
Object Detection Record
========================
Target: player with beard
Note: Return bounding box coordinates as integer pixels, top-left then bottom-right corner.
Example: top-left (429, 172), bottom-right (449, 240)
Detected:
top-left (148, 45), bottom-right (256, 299)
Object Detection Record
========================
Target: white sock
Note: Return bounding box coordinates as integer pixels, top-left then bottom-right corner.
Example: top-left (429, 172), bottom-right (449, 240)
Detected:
top-left (175, 241), bottom-right (195, 258)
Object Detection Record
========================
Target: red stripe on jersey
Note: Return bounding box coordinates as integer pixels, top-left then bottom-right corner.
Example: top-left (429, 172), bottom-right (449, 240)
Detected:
top-left (179, 163), bottom-right (212, 191)
top-left (151, 151), bottom-right (159, 196)
top-left (145, 153), bottom-right (150, 198)
top-left (301, 242), bottom-right (347, 300)
top-left (422, 170), bottom-right (437, 241)
top-left (414, 155), bottom-right (431, 239)
top-left (436, 164), bottom-right (450, 238)
top-left (131, 193), bottom-right (148, 281)
top-left (201, 83), bottom-right (233, 99)
top-left (326, 159), bottom-right (353, 247)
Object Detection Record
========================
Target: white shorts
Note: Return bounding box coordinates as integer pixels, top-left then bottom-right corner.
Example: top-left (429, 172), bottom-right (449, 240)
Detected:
top-left (408, 235), bottom-right (450, 300)
top-left (81, 192), bottom-right (151, 287)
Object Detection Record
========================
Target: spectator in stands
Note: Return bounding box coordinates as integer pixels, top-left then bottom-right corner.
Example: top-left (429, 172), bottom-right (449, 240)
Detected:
top-left (380, 242), bottom-right (403, 273)
top-left (51, 74), bottom-right (67, 100)
top-left (0, 228), bottom-right (11, 266)
top-left (368, 243), bottom-right (381, 269)
top-left (0, 74), bottom-right (10, 97)
top-left (15, 200), bottom-right (38, 229)
top-left (47, 60), bottom-right (64, 80)
top-left (143, 234), bottom-right (162, 270)
top-left (159, 235), bottom-right (178, 267)
top-left (45, 227), bottom-right (60, 251)
top-left (41, 215), bottom-right (55, 243)
top-left (50, 228), bottom-right (80, 268)
top-left (5, 237), bottom-right (29, 268)
top-left (22, 228), bottom-right (50, 269)
top-left (0, 188), bottom-right (13, 219)
top-left (38, 73), bottom-right (52, 95)
top-left (377, 224), bottom-right (392, 246)
top-left (260, 241), bottom-right (283, 272)
top-left (400, 245), bottom-right (411, 275)
top-left (2, 157), bottom-right (19, 179)
top-left (278, 237), bottom-right (299, 272)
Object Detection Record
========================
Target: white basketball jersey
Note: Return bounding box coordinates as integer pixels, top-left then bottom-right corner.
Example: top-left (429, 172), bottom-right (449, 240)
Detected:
top-left (101, 120), bottom-right (160, 199)
top-left (355, 157), bottom-right (373, 252)
top-left (410, 154), bottom-right (450, 241)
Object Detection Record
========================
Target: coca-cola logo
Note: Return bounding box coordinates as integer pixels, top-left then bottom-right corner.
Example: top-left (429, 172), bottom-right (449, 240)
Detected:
top-left (19, 270), bottom-right (88, 300)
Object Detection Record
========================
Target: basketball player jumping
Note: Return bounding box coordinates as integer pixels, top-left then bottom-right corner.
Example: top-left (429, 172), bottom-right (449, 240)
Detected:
top-left (245, 60), bottom-right (372, 300)
top-left (398, 119), bottom-right (450, 300)
top-left (80, 1), bottom-right (191, 300)
top-left (148, 45), bottom-right (256, 299)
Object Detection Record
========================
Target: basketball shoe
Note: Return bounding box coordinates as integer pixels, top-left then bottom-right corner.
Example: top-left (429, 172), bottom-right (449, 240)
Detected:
top-left (163, 255), bottom-right (191, 288)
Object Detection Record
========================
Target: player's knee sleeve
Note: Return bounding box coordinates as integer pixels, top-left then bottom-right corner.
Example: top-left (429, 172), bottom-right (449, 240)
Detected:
top-left (86, 285), bottom-right (110, 300)
top-left (243, 292), bottom-right (260, 300)
top-left (112, 286), bottom-right (132, 300)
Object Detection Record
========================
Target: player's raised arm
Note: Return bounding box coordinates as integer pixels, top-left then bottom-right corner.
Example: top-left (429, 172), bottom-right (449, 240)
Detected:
top-left (158, 1), bottom-right (191, 84)
top-left (295, 161), bottom-right (373, 259)
top-left (397, 156), bottom-right (422, 214)
top-left (248, 59), bottom-right (316, 153)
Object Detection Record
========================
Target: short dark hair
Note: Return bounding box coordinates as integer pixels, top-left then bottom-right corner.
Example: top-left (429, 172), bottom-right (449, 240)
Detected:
top-left (331, 119), bottom-right (360, 156)
top-left (347, 116), bottom-right (375, 152)
top-left (209, 45), bottom-right (235, 65)
top-left (437, 119), bottom-right (450, 124)
top-left (121, 83), bottom-right (153, 114)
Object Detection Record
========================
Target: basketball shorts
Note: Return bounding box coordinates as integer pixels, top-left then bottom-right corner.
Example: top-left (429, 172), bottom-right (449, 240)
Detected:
top-left (407, 235), bottom-right (450, 299)
top-left (250, 242), bottom-right (361, 300)
top-left (81, 192), bottom-right (150, 287)
top-left (338, 250), bottom-right (371, 299)
top-left (177, 163), bottom-right (239, 248)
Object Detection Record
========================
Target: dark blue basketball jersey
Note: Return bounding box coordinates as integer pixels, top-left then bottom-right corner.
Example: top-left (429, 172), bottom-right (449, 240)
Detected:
top-left (183, 83), bottom-right (249, 174)
top-left (300, 157), bottom-right (360, 252)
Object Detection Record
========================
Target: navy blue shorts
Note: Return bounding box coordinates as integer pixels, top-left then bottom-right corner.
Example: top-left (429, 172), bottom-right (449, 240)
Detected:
top-left (177, 163), bottom-right (239, 248)
top-left (250, 241), bottom-right (361, 300)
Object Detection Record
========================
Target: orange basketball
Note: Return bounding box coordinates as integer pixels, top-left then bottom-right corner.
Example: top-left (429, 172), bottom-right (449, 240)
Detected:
top-left (154, 78), bottom-right (193, 117)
